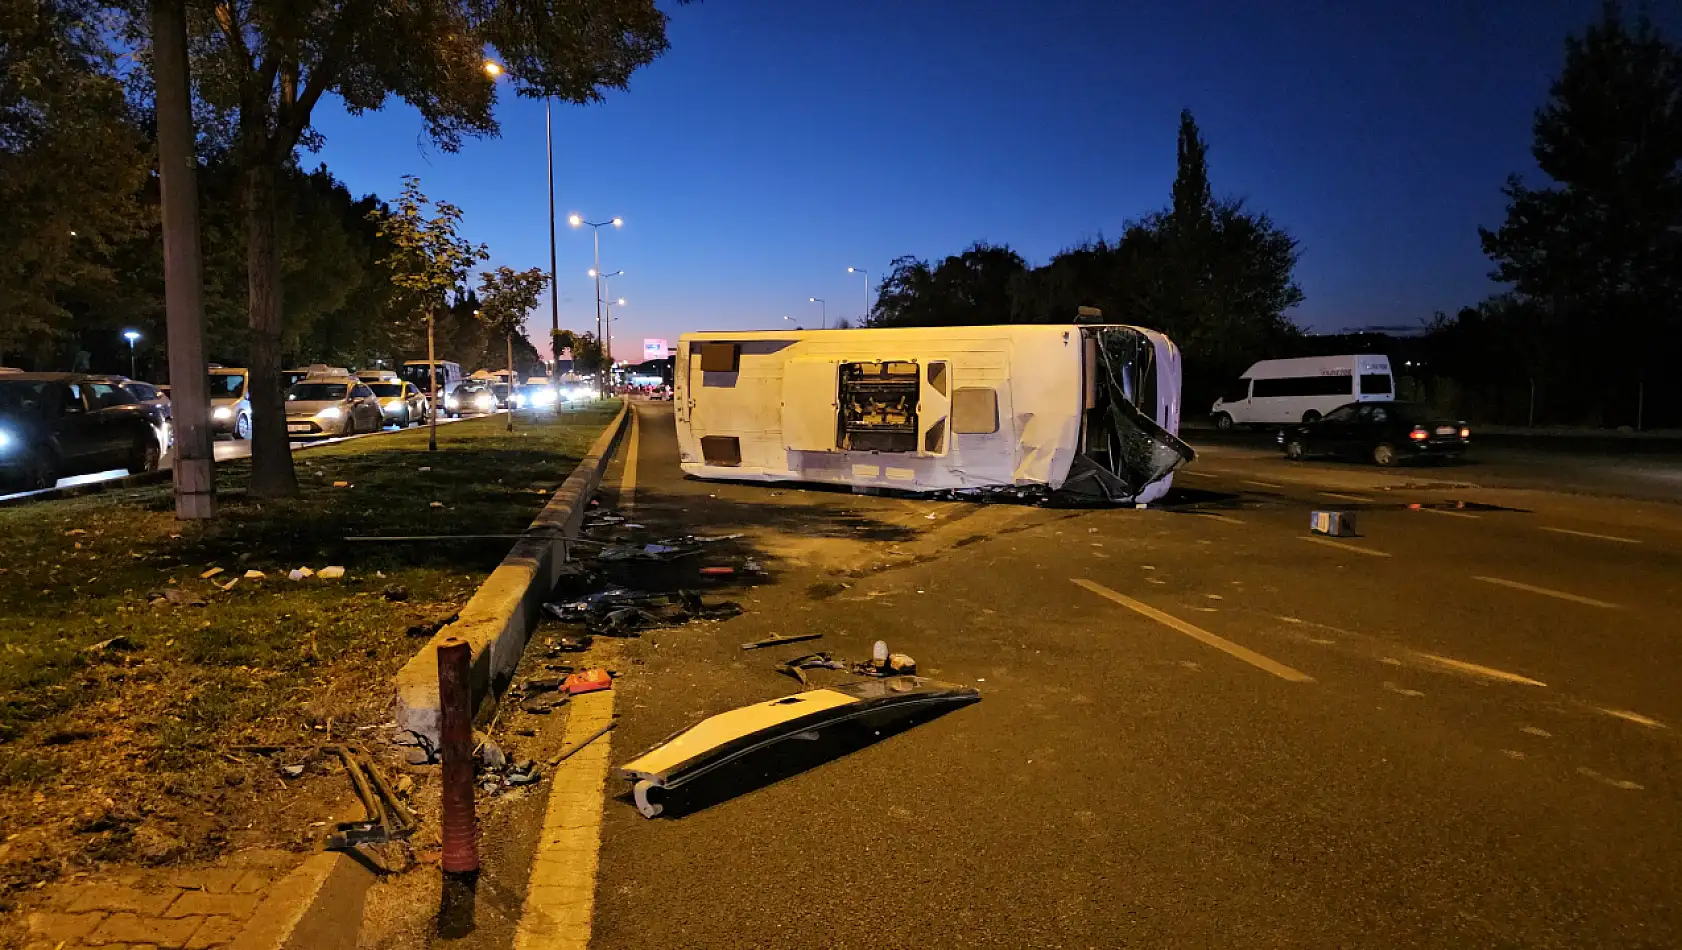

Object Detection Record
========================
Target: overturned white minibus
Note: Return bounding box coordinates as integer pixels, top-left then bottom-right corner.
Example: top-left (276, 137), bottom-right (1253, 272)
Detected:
top-left (673, 323), bottom-right (1195, 504)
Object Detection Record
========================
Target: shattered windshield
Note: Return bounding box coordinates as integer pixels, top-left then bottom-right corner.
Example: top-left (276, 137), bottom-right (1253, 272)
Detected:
top-left (1079, 327), bottom-right (1196, 499)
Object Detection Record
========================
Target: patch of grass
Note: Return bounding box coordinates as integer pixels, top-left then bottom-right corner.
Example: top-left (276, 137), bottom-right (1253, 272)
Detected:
top-left (0, 402), bottom-right (619, 888)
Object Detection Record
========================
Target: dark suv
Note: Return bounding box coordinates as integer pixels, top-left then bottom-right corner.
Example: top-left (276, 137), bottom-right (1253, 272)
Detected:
top-left (0, 373), bottom-right (165, 492)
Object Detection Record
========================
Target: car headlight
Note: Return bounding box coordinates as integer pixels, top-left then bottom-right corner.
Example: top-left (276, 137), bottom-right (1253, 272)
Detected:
top-left (474, 393), bottom-right (494, 410)
top-left (446, 396), bottom-right (459, 408)
top-left (213, 406), bottom-right (232, 420)
top-left (530, 388), bottom-right (556, 406)
top-left (0, 428), bottom-right (13, 452)
top-left (381, 399), bottom-right (401, 410)
top-left (317, 406), bottom-right (342, 420)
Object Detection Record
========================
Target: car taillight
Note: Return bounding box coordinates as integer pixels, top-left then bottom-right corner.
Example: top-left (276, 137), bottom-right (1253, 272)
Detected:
top-left (1459, 426), bottom-right (1470, 439)
top-left (1409, 427), bottom-right (1428, 441)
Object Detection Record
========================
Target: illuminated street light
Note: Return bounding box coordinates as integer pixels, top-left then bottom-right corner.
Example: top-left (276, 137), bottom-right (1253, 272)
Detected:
top-left (483, 59), bottom-right (560, 337)
top-left (847, 266), bottom-right (871, 323)
top-left (808, 296), bottom-right (826, 329)
top-left (122, 329), bottom-right (141, 378)
top-left (571, 214), bottom-right (624, 362)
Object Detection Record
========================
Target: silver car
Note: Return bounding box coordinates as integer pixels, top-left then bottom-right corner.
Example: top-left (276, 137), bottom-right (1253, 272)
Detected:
top-left (284, 378), bottom-right (382, 437)
top-left (208, 367), bottom-right (251, 440)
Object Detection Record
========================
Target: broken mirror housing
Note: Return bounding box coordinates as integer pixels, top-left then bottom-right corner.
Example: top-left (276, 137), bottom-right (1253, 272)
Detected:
top-left (619, 676), bottom-right (980, 818)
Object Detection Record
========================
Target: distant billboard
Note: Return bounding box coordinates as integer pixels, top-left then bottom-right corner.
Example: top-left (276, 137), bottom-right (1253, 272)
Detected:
top-left (642, 339), bottom-right (669, 360)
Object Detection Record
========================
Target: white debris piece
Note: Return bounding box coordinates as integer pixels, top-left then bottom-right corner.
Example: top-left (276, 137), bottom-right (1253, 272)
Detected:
top-left (317, 566), bottom-right (346, 580)
top-left (288, 567), bottom-right (315, 581)
top-left (243, 569), bottom-right (266, 580)
top-left (200, 567), bottom-right (224, 579)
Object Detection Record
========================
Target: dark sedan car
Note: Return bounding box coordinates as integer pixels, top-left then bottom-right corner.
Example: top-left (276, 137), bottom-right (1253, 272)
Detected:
top-left (1279, 401), bottom-right (1469, 466)
top-left (0, 373), bottom-right (165, 491)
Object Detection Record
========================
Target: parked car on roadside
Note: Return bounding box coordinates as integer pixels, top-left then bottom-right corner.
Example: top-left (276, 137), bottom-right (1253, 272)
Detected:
top-left (366, 379), bottom-right (428, 427)
top-left (0, 373), bottom-right (165, 491)
top-left (1279, 401), bottom-right (1469, 466)
top-left (95, 376), bottom-right (172, 451)
top-left (283, 377), bottom-right (383, 437)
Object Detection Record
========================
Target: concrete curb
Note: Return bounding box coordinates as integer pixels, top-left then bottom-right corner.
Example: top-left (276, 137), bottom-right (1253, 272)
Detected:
top-left (229, 852), bottom-right (375, 950)
top-left (394, 401), bottom-right (631, 744)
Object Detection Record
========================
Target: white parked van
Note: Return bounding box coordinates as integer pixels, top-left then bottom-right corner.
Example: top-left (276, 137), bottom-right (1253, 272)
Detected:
top-left (675, 323), bottom-right (1195, 504)
top-left (1211, 355), bottom-right (1394, 429)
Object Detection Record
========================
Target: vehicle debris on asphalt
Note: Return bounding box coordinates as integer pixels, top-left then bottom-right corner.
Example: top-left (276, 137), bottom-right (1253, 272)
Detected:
top-left (543, 588), bottom-right (741, 638)
top-left (740, 632), bottom-right (823, 651)
top-left (619, 677), bottom-right (982, 818)
top-left (1310, 510), bottom-right (1357, 537)
top-left (776, 651), bottom-right (847, 685)
top-left (563, 667), bottom-right (613, 695)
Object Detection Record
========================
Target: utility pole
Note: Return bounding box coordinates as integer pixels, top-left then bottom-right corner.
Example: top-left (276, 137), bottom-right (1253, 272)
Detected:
top-left (545, 99), bottom-right (559, 342)
top-left (151, 0), bottom-right (214, 519)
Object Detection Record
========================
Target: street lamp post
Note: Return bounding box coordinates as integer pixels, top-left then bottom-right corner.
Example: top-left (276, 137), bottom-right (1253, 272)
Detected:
top-left (570, 214), bottom-right (622, 374)
top-left (123, 330), bottom-right (141, 378)
top-left (483, 61), bottom-right (560, 341)
top-left (847, 266), bottom-right (871, 323)
top-left (588, 268), bottom-right (623, 370)
top-left (808, 297), bottom-right (826, 329)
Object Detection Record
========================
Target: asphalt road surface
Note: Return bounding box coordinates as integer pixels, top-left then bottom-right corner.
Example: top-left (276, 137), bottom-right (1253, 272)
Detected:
top-left (581, 403), bottom-right (1682, 949)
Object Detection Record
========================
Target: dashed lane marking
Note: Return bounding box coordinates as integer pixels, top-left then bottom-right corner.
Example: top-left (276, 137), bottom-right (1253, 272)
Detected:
top-left (1243, 479), bottom-right (1283, 489)
top-left (1414, 652), bottom-right (1547, 687)
top-left (1577, 767), bottom-right (1644, 791)
top-left (1421, 507), bottom-right (1480, 520)
top-left (1472, 575), bottom-right (1625, 610)
top-left (1318, 491), bottom-right (1369, 502)
top-left (1298, 536), bottom-right (1392, 558)
top-left (1598, 708), bottom-right (1666, 729)
top-left (1177, 470), bottom-right (1217, 478)
top-left (1072, 579), bottom-right (1314, 683)
top-left (1196, 513), bottom-right (1246, 526)
top-left (619, 407), bottom-right (641, 513)
top-left (1540, 526), bottom-right (1641, 544)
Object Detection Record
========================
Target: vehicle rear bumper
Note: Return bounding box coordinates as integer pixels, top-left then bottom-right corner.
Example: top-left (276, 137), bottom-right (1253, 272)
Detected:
top-left (1404, 439), bottom-right (1467, 458)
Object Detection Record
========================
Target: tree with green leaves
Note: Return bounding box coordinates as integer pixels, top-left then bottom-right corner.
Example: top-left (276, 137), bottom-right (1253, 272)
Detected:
top-left (1, 0), bottom-right (149, 364)
top-left (114, 0), bottom-right (677, 495)
top-left (477, 265), bottom-right (550, 425)
top-left (552, 329), bottom-right (607, 379)
top-left (1480, 3), bottom-right (1681, 425)
top-left (369, 175), bottom-right (488, 453)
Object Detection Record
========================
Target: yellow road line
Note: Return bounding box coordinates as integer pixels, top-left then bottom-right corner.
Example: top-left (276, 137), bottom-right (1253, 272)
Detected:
top-left (1472, 575), bottom-right (1625, 610)
top-left (1421, 507), bottom-right (1480, 520)
top-left (619, 407), bottom-right (641, 513)
top-left (514, 689), bottom-right (616, 950)
top-left (1598, 708), bottom-right (1666, 729)
top-left (1541, 526), bottom-right (1641, 544)
top-left (1318, 491), bottom-right (1369, 502)
top-left (1298, 536), bottom-right (1392, 558)
top-left (1071, 579), bottom-right (1314, 683)
top-left (1414, 652), bottom-right (1546, 687)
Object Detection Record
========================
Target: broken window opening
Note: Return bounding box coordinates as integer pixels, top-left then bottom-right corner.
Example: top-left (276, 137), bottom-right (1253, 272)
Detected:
top-left (700, 435), bottom-right (742, 466)
top-left (1073, 328), bottom-right (1195, 501)
top-left (923, 418), bottom-right (947, 454)
top-left (838, 361), bottom-right (919, 453)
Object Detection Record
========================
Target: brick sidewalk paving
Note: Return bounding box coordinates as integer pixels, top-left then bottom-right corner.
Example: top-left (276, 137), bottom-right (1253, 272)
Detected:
top-left (19, 849), bottom-right (302, 950)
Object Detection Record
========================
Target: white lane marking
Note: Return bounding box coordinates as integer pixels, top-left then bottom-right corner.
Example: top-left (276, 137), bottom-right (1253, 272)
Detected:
top-left (1541, 526), bottom-right (1641, 544)
top-left (1421, 507), bottom-right (1480, 520)
top-left (1415, 652), bottom-right (1547, 687)
top-left (1178, 470), bottom-right (1217, 479)
top-left (1197, 513), bottom-right (1246, 525)
top-left (1383, 682), bottom-right (1425, 698)
top-left (1243, 479), bottom-right (1282, 489)
top-left (619, 407), bottom-right (641, 513)
top-left (1318, 491), bottom-right (1369, 502)
top-left (1299, 536), bottom-right (1392, 558)
top-left (1472, 575), bottom-right (1625, 610)
top-left (1520, 726), bottom-right (1552, 738)
top-left (1577, 767), bottom-right (1643, 791)
top-left (1598, 708), bottom-right (1666, 729)
top-left (1071, 579), bottom-right (1314, 683)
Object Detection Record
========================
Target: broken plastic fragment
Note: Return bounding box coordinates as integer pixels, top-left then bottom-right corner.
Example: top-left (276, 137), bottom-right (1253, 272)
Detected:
top-left (317, 566), bottom-right (346, 580)
top-left (200, 567), bottom-right (224, 579)
top-left (243, 569), bottom-right (266, 580)
top-left (288, 567), bottom-right (315, 581)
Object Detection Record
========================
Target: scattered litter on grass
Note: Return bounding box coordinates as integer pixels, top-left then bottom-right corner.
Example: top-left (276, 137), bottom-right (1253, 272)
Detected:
top-left (404, 613), bottom-right (457, 639)
top-left (199, 567), bottom-right (224, 580)
top-left (219, 577), bottom-right (239, 592)
top-left (383, 585), bottom-right (410, 602)
top-left (280, 764), bottom-right (305, 779)
top-left (243, 569), bottom-right (266, 580)
top-left (288, 567), bottom-right (315, 581)
top-left (83, 636), bottom-right (138, 654)
top-left (333, 481), bottom-right (350, 488)
top-left (430, 501), bottom-right (444, 509)
top-left (418, 466), bottom-right (432, 473)
top-left (317, 566), bottom-right (346, 580)
top-left (148, 588), bottom-right (207, 608)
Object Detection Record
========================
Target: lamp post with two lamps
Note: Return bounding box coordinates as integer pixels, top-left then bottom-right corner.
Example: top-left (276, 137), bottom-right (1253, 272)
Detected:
top-left (570, 214), bottom-right (622, 366)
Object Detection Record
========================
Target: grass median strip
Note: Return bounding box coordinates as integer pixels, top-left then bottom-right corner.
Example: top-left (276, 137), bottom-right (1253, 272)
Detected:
top-left (0, 403), bottom-right (618, 898)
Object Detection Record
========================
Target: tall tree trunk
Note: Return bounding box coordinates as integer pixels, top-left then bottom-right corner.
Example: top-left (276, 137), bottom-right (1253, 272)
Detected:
top-left (244, 157), bottom-right (297, 497)
top-left (152, 0), bottom-right (215, 518)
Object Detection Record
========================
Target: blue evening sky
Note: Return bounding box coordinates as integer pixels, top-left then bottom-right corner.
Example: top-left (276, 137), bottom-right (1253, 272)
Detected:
top-left (307, 0), bottom-right (1636, 358)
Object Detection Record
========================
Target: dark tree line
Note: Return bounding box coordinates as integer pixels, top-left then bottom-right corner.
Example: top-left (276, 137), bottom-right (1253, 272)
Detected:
top-left (868, 110), bottom-right (1304, 407)
top-left (1431, 3), bottom-right (1681, 428)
